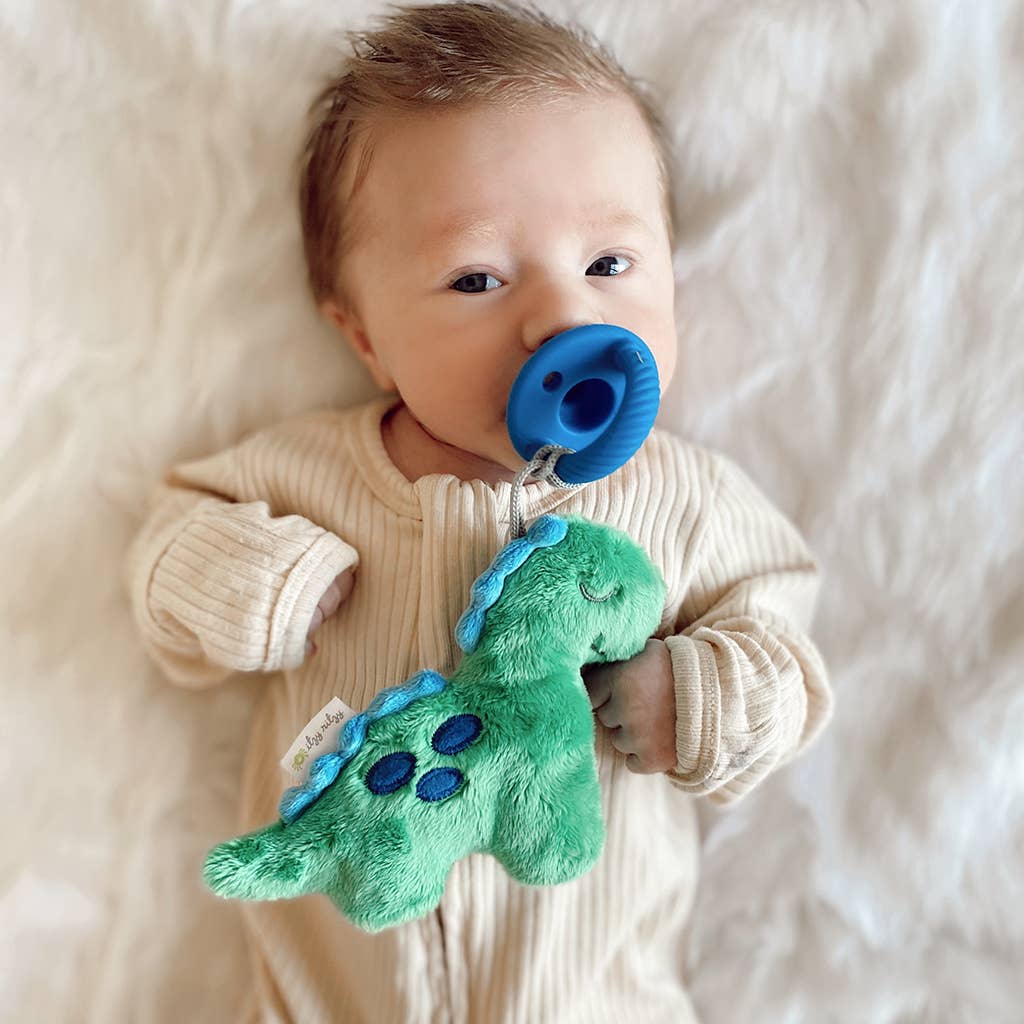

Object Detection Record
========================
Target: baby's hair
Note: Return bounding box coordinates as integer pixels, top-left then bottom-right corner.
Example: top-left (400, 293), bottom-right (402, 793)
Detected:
top-left (297, 0), bottom-right (676, 310)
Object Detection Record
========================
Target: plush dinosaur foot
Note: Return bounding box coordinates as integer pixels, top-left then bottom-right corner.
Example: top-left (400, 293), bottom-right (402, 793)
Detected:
top-left (203, 821), bottom-right (334, 901)
top-left (204, 815), bottom-right (451, 932)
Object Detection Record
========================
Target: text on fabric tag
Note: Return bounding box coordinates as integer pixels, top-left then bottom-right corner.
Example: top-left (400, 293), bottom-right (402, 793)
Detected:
top-left (280, 696), bottom-right (357, 784)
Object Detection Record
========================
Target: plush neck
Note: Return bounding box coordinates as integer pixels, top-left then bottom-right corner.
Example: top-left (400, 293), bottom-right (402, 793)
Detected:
top-left (454, 637), bottom-right (581, 694)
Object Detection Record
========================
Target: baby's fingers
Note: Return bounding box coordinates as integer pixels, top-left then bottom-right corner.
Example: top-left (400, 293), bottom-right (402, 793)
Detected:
top-left (317, 581), bottom-right (343, 621)
top-left (582, 664), bottom-right (613, 711)
top-left (310, 570), bottom-right (356, 633)
top-left (307, 605), bottom-right (325, 636)
top-left (305, 568), bottom-right (357, 657)
top-left (334, 566), bottom-right (355, 604)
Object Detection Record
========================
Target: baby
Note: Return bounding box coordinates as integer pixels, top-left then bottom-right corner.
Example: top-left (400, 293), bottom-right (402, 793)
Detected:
top-left (126, 3), bottom-right (833, 1022)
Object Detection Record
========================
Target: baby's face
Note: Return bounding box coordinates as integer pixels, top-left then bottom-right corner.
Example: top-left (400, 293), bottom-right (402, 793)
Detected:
top-left (324, 91), bottom-right (677, 475)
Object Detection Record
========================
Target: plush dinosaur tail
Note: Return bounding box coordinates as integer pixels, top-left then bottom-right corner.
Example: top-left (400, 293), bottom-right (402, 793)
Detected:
top-left (203, 821), bottom-right (334, 901)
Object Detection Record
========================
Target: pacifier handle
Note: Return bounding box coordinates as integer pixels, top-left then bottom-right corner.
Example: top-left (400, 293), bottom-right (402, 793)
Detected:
top-left (570, 339), bottom-right (658, 482)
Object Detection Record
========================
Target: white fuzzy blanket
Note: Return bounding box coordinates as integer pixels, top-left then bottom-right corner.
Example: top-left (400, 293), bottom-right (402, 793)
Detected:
top-left (2, 1), bottom-right (1021, 1020)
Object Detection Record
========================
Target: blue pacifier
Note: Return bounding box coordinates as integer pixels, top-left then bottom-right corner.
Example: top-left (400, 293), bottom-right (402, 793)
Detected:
top-left (506, 324), bottom-right (661, 484)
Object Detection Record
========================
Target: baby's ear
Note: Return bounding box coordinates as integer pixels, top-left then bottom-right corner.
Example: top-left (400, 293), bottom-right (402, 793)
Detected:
top-left (319, 296), bottom-right (357, 339)
top-left (320, 298), bottom-right (397, 392)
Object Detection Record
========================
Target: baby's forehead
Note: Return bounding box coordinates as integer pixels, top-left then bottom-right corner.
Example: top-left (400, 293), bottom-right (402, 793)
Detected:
top-left (358, 92), bottom-right (652, 178)
top-left (340, 96), bottom-right (669, 251)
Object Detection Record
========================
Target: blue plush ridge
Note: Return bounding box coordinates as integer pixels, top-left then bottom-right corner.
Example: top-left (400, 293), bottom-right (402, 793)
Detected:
top-left (455, 514), bottom-right (568, 654)
top-left (279, 669), bottom-right (447, 824)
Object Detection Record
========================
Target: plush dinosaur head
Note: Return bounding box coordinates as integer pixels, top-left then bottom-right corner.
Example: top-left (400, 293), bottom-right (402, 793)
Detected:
top-left (455, 513), bottom-right (666, 671)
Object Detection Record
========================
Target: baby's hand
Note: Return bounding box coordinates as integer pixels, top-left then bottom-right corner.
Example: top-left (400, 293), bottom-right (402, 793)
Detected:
top-left (582, 638), bottom-right (677, 774)
top-left (305, 567), bottom-right (356, 657)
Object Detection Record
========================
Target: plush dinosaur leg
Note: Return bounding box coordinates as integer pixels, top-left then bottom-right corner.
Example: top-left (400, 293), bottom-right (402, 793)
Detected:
top-left (205, 810), bottom-right (453, 932)
top-left (203, 820), bottom-right (336, 901)
top-left (321, 816), bottom-right (453, 932)
top-left (489, 751), bottom-right (605, 887)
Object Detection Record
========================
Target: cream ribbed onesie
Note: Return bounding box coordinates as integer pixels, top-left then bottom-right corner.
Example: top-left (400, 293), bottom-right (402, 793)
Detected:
top-left (126, 393), bottom-right (832, 1024)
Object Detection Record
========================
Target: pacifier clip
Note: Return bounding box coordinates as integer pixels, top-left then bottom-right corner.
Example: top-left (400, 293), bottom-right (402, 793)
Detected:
top-left (507, 443), bottom-right (585, 542)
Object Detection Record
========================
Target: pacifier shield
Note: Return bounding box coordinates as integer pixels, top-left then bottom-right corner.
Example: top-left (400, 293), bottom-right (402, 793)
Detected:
top-left (506, 323), bottom-right (661, 484)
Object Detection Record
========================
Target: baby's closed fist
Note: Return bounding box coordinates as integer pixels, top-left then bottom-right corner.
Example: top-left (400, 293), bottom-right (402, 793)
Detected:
top-left (305, 567), bottom-right (356, 657)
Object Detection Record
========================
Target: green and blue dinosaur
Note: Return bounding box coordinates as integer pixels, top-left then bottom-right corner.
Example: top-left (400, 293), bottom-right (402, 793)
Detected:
top-left (203, 513), bottom-right (666, 932)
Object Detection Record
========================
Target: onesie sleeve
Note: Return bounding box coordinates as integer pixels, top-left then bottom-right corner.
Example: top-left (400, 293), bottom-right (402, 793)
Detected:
top-left (123, 431), bottom-right (359, 689)
top-left (662, 453), bottom-right (833, 805)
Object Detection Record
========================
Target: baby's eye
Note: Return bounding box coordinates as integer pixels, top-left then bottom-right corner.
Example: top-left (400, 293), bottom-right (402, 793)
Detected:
top-left (450, 272), bottom-right (502, 294)
top-left (586, 254), bottom-right (632, 277)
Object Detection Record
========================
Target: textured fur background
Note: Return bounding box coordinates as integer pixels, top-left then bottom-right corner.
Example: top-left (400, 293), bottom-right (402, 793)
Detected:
top-left (2, 1), bottom-right (1021, 1020)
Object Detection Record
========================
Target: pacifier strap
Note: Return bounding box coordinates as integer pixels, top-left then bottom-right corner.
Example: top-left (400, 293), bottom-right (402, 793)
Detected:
top-left (507, 444), bottom-right (584, 542)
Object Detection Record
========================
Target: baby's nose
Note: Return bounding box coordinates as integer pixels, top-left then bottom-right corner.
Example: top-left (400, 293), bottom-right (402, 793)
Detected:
top-left (521, 274), bottom-right (603, 352)
top-left (524, 318), bottom-right (594, 353)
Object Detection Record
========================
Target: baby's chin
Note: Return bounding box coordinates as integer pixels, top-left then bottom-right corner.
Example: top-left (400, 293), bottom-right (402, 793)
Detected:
top-left (463, 430), bottom-right (546, 483)
top-left (471, 439), bottom-right (528, 480)
top-left (430, 415), bottom-right (549, 483)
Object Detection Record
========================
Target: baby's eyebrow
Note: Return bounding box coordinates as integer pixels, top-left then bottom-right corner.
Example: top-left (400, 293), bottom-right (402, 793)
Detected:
top-left (415, 204), bottom-right (653, 257)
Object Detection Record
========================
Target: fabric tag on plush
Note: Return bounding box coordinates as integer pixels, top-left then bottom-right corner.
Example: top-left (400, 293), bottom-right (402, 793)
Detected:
top-left (280, 696), bottom-right (357, 785)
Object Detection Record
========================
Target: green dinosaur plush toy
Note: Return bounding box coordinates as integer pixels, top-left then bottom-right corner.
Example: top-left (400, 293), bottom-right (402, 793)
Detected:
top-left (203, 512), bottom-right (667, 932)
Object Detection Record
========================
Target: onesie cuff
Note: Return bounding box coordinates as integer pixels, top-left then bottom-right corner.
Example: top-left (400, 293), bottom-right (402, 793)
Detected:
top-left (265, 531), bottom-right (359, 672)
top-left (662, 633), bottom-right (716, 789)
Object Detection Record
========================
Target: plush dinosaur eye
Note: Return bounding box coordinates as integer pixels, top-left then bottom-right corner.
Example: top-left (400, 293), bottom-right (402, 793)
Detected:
top-left (579, 579), bottom-right (618, 603)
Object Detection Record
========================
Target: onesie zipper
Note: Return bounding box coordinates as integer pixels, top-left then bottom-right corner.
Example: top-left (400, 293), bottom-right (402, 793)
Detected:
top-left (423, 908), bottom-right (454, 1024)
